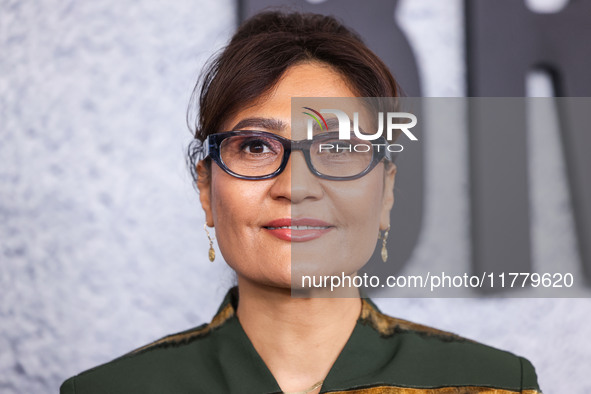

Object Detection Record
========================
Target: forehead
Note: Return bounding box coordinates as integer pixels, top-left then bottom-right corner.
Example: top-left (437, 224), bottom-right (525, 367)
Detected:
top-left (220, 62), bottom-right (357, 133)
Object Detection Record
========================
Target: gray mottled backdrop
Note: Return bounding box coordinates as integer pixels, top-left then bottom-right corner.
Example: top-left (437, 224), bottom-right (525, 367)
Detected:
top-left (1, 0), bottom-right (589, 393)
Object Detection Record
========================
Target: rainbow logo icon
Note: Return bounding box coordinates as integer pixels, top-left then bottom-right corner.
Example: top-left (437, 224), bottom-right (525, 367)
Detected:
top-left (302, 107), bottom-right (328, 131)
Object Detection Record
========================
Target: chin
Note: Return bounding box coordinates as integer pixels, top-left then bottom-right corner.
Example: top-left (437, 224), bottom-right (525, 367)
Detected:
top-left (267, 269), bottom-right (293, 290)
top-left (236, 265), bottom-right (293, 291)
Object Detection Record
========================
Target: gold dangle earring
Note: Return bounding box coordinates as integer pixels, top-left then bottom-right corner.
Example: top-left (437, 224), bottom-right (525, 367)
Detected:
top-left (204, 224), bottom-right (216, 262)
top-left (379, 225), bottom-right (390, 263)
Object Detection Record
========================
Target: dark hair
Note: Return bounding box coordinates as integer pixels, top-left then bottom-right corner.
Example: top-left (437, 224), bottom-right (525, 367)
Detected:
top-left (187, 10), bottom-right (400, 181)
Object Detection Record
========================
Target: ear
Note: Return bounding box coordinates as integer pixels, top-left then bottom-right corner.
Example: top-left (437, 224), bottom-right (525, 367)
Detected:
top-left (196, 161), bottom-right (214, 227)
top-left (380, 163), bottom-right (396, 230)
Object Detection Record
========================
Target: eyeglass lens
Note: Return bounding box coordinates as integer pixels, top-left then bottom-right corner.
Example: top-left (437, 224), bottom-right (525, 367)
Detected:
top-left (220, 134), bottom-right (284, 177)
top-left (310, 134), bottom-right (374, 178)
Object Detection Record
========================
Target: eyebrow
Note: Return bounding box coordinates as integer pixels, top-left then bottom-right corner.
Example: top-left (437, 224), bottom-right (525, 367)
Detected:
top-left (230, 116), bottom-right (349, 134)
top-left (231, 117), bottom-right (288, 132)
top-left (323, 117), bottom-right (341, 131)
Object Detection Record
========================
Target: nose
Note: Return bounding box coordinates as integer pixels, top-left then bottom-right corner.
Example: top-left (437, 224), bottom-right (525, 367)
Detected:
top-left (268, 150), bottom-right (324, 204)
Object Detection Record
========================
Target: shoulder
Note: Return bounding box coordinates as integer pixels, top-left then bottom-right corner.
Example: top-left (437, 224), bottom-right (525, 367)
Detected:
top-left (60, 302), bottom-right (235, 394)
top-left (352, 299), bottom-right (542, 393)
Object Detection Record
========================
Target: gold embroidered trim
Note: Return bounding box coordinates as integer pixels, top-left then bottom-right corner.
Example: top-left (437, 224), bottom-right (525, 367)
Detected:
top-left (359, 299), bottom-right (466, 341)
top-left (129, 302), bottom-right (235, 355)
top-left (131, 296), bottom-right (462, 355)
top-left (325, 386), bottom-right (541, 393)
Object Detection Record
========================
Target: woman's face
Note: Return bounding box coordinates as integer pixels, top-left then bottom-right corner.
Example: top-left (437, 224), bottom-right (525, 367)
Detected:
top-left (197, 62), bottom-right (396, 290)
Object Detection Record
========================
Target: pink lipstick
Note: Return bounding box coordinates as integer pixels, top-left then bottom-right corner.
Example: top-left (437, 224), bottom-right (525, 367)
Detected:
top-left (263, 218), bottom-right (334, 242)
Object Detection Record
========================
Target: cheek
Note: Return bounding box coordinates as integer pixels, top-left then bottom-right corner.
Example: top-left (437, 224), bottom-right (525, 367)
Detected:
top-left (331, 171), bottom-right (385, 225)
top-left (317, 171), bottom-right (385, 275)
top-left (349, 176), bottom-right (383, 246)
top-left (209, 169), bottom-right (255, 255)
top-left (209, 167), bottom-right (264, 226)
top-left (208, 168), bottom-right (283, 278)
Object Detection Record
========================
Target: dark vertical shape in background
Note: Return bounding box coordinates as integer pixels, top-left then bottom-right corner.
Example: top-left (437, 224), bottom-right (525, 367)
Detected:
top-left (239, 0), bottom-right (423, 283)
top-left (466, 0), bottom-right (591, 285)
top-left (468, 98), bottom-right (532, 292)
top-left (558, 98), bottom-right (591, 283)
top-left (466, 0), bottom-right (591, 97)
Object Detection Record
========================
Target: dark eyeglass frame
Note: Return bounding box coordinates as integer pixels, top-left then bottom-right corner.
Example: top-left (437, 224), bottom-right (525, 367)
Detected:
top-left (200, 130), bottom-right (395, 181)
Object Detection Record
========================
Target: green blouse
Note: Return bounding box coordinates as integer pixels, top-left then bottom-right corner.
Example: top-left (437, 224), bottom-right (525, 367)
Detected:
top-left (60, 288), bottom-right (541, 393)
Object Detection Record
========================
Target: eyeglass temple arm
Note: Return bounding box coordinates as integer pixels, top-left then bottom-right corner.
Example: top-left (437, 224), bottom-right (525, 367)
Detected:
top-left (200, 138), bottom-right (210, 160)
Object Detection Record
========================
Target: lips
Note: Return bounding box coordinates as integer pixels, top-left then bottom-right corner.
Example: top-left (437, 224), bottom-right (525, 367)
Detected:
top-left (263, 218), bottom-right (334, 242)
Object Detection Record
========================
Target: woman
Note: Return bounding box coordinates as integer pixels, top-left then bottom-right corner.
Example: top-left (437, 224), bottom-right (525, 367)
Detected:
top-left (61, 11), bottom-right (541, 394)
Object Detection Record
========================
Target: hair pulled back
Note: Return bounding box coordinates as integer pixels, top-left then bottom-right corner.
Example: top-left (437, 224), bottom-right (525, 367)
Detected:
top-left (188, 11), bottom-right (400, 180)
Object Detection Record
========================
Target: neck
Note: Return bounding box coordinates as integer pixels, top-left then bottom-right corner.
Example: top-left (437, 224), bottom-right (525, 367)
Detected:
top-left (235, 277), bottom-right (362, 393)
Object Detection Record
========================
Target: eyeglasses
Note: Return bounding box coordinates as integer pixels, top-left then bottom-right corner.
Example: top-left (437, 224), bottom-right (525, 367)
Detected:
top-left (199, 130), bottom-right (395, 181)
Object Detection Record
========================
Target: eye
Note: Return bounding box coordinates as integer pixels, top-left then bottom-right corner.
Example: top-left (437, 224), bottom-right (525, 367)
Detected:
top-left (240, 138), bottom-right (277, 154)
top-left (321, 140), bottom-right (353, 154)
